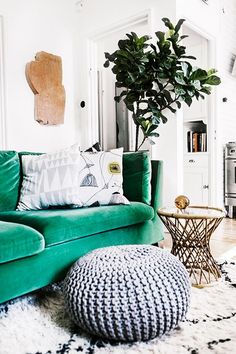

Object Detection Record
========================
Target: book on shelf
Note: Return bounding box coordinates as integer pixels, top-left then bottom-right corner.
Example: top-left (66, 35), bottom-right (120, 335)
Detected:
top-left (202, 132), bottom-right (207, 152)
top-left (187, 131), bottom-right (207, 152)
top-left (187, 131), bottom-right (192, 152)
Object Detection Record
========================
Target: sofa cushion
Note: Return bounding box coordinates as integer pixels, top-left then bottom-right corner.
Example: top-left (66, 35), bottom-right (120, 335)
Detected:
top-left (123, 151), bottom-right (151, 205)
top-left (0, 151), bottom-right (20, 211)
top-left (74, 148), bottom-right (129, 207)
top-left (0, 221), bottom-right (45, 263)
top-left (17, 144), bottom-right (82, 211)
top-left (0, 202), bottom-right (154, 247)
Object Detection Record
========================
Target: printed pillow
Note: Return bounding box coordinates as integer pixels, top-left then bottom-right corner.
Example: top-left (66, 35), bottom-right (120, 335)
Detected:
top-left (76, 148), bottom-right (129, 207)
top-left (17, 144), bottom-right (82, 211)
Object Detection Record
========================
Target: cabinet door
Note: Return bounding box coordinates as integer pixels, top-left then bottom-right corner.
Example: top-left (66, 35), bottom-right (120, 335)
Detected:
top-left (184, 167), bottom-right (209, 205)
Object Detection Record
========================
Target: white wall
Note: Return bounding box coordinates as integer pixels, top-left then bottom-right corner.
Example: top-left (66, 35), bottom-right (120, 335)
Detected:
top-left (0, 0), bottom-right (77, 152)
top-left (217, 0), bottom-right (236, 206)
top-left (177, 0), bottom-right (221, 34)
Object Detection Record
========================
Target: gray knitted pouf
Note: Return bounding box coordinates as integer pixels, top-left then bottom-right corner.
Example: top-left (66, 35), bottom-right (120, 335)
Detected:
top-left (63, 245), bottom-right (190, 342)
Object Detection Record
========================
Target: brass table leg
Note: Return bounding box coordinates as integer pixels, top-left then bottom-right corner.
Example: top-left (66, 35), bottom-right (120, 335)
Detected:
top-left (159, 214), bottom-right (224, 286)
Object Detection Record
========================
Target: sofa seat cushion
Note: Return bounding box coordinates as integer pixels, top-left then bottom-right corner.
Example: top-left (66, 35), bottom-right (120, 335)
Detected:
top-left (0, 221), bottom-right (45, 264)
top-left (0, 202), bottom-right (154, 247)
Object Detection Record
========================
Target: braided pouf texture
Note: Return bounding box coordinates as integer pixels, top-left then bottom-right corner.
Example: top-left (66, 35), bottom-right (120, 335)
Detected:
top-left (63, 245), bottom-right (190, 342)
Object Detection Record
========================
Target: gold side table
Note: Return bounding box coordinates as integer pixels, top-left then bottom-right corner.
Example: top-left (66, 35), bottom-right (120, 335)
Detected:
top-left (158, 206), bottom-right (226, 286)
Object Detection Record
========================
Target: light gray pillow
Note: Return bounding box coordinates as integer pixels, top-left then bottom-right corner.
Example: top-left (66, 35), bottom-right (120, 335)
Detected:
top-left (17, 145), bottom-right (83, 211)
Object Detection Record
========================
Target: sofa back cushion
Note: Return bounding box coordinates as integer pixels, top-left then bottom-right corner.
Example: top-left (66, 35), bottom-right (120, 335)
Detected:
top-left (0, 151), bottom-right (20, 211)
top-left (123, 151), bottom-right (151, 204)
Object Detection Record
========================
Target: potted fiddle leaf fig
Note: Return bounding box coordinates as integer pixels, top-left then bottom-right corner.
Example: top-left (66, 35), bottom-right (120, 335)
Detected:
top-left (104, 18), bottom-right (221, 151)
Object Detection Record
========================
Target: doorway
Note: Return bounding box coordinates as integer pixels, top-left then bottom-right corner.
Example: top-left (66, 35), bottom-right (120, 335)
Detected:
top-left (88, 12), bottom-right (150, 151)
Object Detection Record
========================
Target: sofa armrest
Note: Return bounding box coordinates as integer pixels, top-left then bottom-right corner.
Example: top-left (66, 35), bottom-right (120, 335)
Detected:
top-left (150, 160), bottom-right (163, 212)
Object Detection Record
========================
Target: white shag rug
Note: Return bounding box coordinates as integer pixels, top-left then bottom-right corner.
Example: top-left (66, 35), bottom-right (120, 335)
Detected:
top-left (0, 261), bottom-right (236, 354)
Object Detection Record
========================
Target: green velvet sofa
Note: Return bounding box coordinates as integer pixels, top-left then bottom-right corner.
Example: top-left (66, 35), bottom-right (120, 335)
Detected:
top-left (0, 150), bottom-right (163, 304)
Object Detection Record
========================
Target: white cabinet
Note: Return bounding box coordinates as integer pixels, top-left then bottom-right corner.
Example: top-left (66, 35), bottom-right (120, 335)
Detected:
top-left (183, 155), bottom-right (209, 205)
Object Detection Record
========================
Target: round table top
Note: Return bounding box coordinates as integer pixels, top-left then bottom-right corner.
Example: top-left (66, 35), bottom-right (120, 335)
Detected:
top-left (158, 206), bottom-right (226, 219)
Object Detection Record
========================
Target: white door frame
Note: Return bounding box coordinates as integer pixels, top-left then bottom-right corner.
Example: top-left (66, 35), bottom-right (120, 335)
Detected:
top-left (0, 15), bottom-right (6, 149)
top-left (87, 9), bottom-right (152, 146)
top-left (182, 20), bottom-right (217, 205)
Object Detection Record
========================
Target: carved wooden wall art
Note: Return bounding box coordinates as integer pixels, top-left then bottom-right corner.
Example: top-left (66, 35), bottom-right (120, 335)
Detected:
top-left (26, 51), bottom-right (66, 125)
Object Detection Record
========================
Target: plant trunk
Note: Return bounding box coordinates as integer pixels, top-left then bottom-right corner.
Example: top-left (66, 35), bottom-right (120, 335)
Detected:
top-left (135, 125), bottom-right (139, 152)
top-left (138, 137), bottom-right (146, 151)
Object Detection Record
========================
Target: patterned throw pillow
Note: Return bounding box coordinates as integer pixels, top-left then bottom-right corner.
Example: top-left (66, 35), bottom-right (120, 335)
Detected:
top-left (17, 146), bottom-right (129, 211)
top-left (17, 144), bottom-right (82, 211)
top-left (76, 148), bottom-right (129, 207)
top-left (84, 142), bottom-right (101, 152)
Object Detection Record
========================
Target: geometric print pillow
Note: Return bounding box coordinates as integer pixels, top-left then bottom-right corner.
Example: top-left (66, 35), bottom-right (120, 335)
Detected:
top-left (17, 146), bottom-right (129, 211)
top-left (76, 148), bottom-right (129, 207)
top-left (17, 144), bottom-right (83, 211)
top-left (84, 142), bottom-right (101, 152)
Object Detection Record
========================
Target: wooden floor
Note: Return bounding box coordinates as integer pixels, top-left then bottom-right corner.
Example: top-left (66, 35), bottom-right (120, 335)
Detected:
top-left (161, 217), bottom-right (236, 261)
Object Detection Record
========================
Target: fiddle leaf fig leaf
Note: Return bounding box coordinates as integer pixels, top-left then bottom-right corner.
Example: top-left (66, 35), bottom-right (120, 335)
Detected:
top-left (175, 72), bottom-right (186, 85)
top-left (104, 52), bottom-right (112, 60)
top-left (155, 31), bottom-right (165, 43)
top-left (175, 18), bottom-right (185, 33)
top-left (190, 68), bottom-right (208, 81)
top-left (181, 55), bottom-right (196, 60)
top-left (184, 96), bottom-right (193, 107)
top-left (160, 114), bottom-right (168, 123)
top-left (205, 75), bottom-right (221, 85)
top-left (175, 87), bottom-right (186, 96)
top-left (207, 68), bottom-right (218, 76)
top-left (114, 96), bottom-right (121, 103)
top-left (200, 86), bottom-right (212, 94)
top-left (176, 101), bottom-right (181, 109)
top-left (193, 80), bottom-right (201, 90)
top-left (167, 105), bottom-right (176, 113)
top-left (163, 89), bottom-right (172, 103)
top-left (115, 82), bottom-right (125, 88)
top-left (149, 132), bottom-right (160, 137)
top-left (104, 60), bottom-right (110, 68)
top-left (180, 35), bottom-right (189, 41)
top-left (162, 18), bottom-right (174, 30)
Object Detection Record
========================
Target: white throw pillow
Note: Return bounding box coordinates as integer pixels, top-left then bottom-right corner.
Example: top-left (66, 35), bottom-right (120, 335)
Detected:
top-left (76, 148), bottom-right (129, 207)
top-left (17, 144), bottom-right (82, 211)
top-left (17, 146), bottom-right (129, 211)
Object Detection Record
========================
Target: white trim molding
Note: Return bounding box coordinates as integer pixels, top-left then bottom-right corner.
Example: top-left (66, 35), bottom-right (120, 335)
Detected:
top-left (0, 15), bottom-right (6, 149)
top-left (88, 9), bottom-right (151, 41)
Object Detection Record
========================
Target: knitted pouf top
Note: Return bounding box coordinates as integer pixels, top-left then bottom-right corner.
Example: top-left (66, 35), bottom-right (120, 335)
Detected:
top-left (63, 245), bottom-right (190, 342)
